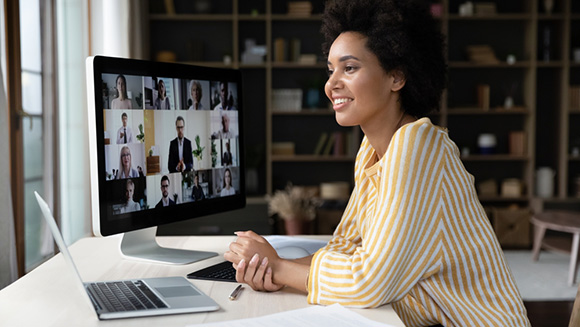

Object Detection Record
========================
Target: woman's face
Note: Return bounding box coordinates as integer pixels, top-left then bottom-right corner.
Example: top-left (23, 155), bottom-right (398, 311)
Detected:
top-left (325, 32), bottom-right (399, 128)
top-left (121, 148), bottom-right (131, 168)
top-left (125, 183), bottom-right (134, 202)
top-left (191, 83), bottom-right (201, 102)
top-left (116, 77), bottom-right (126, 96)
top-left (224, 170), bottom-right (231, 186)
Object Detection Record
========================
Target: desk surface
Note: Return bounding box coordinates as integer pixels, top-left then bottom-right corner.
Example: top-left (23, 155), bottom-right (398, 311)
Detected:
top-left (0, 235), bottom-right (404, 326)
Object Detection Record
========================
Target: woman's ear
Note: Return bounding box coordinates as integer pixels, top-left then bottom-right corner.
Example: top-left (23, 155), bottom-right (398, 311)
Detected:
top-left (391, 70), bottom-right (406, 92)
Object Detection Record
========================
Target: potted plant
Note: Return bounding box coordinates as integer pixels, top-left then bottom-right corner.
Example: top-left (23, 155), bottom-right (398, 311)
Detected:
top-left (267, 183), bottom-right (321, 235)
top-left (192, 135), bottom-right (205, 169)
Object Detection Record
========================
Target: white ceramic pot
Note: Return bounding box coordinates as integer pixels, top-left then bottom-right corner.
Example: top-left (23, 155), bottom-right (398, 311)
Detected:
top-left (536, 167), bottom-right (555, 198)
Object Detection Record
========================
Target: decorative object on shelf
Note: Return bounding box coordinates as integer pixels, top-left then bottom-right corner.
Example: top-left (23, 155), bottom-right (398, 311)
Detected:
top-left (572, 147), bottom-right (580, 158)
top-left (241, 39), bottom-right (266, 64)
top-left (267, 184), bottom-right (321, 235)
top-left (430, 3), bottom-right (442, 17)
top-left (287, 1), bottom-right (313, 17)
top-left (502, 81), bottom-right (518, 110)
top-left (477, 84), bottom-right (490, 110)
top-left (474, 2), bottom-right (496, 15)
top-left (193, 0), bottom-right (211, 14)
top-left (156, 50), bottom-right (177, 62)
top-left (535, 167), bottom-right (555, 198)
top-left (506, 54), bottom-right (516, 65)
top-left (320, 182), bottom-right (350, 201)
top-left (272, 89), bottom-right (302, 112)
top-left (272, 142), bottom-right (295, 155)
top-left (461, 146), bottom-right (470, 157)
top-left (458, 1), bottom-right (474, 16)
top-left (223, 55), bottom-right (232, 65)
top-left (543, 0), bottom-right (554, 14)
top-left (501, 178), bottom-right (523, 197)
top-left (477, 179), bottom-right (498, 197)
top-left (508, 131), bottom-right (526, 156)
top-left (466, 45), bottom-right (499, 64)
top-left (477, 133), bottom-right (496, 154)
top-left (574, 48), bottom-right (580, 63)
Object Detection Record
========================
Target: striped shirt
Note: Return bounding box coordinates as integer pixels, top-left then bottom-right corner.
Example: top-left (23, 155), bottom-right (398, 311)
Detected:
top-left (307, 118), bottom-right (530, 327)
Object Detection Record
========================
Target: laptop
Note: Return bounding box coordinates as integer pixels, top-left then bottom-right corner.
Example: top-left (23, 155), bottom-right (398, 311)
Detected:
top-left (34, 191), bottom-right (219, 320)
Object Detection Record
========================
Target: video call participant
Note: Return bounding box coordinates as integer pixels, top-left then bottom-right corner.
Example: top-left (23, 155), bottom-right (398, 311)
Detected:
top-left (119, 179), bottom-right (140, 214)
top-left (213, 81), bottom-right (235, 111)
top-left (222, 141), bottom-right (233, 166)
top-left (188, 80), bottom-right (204, 110)
top-left (116, 146), bottom-right (139, 179)
top-left (191, 172), bottom-right (205, 201)
top-left (111, 74), bottom-right (132, 109)
top-left (168, 116), bottom-right (193, 173)
top-left (155, 79), bottom-right (171, 109)
top-left (220, 168), bottom-right (235, 196)
top-left (116, 112), bottom-right (133, 144)
top-left (155, 175), bottom-right (175, 208)
top-left (211, 113), bottom-right (236, 139)
top-left (224, 1), bottom-right (530, 326)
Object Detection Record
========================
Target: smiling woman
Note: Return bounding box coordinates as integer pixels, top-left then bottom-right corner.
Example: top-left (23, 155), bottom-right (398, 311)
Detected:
top-left (224, 1), bottom-right (530, 326)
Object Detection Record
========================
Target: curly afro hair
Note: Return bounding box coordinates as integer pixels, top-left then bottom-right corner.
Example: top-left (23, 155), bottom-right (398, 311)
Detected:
top-left (321, 0), bottom-right (447, 117)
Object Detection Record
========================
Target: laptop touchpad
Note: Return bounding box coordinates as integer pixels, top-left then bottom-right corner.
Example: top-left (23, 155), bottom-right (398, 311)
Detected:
top-left (157, 286), bottom-right (200, 297)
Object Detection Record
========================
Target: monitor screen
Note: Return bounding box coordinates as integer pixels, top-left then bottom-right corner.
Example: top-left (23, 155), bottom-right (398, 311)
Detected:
top-left (86, 55), bottom-right (245, 264)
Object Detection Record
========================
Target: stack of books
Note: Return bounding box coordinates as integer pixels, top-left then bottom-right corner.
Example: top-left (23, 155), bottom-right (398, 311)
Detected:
top-left (570, 85), bottom-right (580, 111)
top-left (288, 1), bottom-right (312, 16)
top-left (272, 89), bottom-right (303, 112)
top-left (466, 45), bottom-right (499, 64)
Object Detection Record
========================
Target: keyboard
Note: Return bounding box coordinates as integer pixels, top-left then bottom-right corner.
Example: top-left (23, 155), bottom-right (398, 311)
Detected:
top-left (86, 280), bottom-right (167, 312)
top-left (187, 261), bottom-right (237, 282)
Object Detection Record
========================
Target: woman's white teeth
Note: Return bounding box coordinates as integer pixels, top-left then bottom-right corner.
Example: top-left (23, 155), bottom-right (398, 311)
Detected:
top-left (334, 98), bottom-right (352, 105)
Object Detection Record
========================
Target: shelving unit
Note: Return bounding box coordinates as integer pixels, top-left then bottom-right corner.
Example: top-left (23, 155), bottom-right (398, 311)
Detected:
top-left (144, 0), bottom-right (580, 216)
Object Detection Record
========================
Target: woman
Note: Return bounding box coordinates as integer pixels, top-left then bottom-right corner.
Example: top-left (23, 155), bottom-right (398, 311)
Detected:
top-left (111, 74), bottom-right (132, 109)
top-left (188, 80), bottom-right (204, 110)
top-left (224, 1), bottom-right (530, 326)
top-left (119, 179), bottom-right (140, 214)
top-left (155, 79), bottom-right (171, 109)
top-left (220, 168), bottom-right (235, 196)
top-left (116, 146), bottom-right (139, 179)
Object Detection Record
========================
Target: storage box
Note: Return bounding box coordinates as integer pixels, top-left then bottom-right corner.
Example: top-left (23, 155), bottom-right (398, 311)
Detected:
top-left (492, 207), bottom-right (531, 247)
top-left (272, 89), bottom-right (302, 112)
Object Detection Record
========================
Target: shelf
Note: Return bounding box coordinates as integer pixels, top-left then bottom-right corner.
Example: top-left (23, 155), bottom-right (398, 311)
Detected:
top-left (272, 155), bottom-right (355, 162)
top-left (448, 13), bottom-right (532, 21)
top-left (271, 14), bottom-right (323, 21)
top-left (448, 61), bottom-right (532, 68)
top-left (460, 154), bottom-right (530, 161)
top-left (271, 62), bottom-right (326, 69)
top-left (447, 107), bottom-right (529, 115)
top-left (478, 196), bottom-right (530, 202)
top-left (149, 14), bottom-right (235, 21)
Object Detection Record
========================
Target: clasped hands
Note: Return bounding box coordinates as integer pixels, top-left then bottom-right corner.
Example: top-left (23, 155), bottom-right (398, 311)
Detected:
top-left (224, 231), bottom-right (285, 292)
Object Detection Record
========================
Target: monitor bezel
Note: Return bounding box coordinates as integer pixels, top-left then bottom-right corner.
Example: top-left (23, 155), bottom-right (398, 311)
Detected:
top-left (86, 55), bottom-right (246, 237)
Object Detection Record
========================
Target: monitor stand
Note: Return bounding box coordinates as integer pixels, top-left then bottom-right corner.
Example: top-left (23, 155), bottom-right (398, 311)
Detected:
top-left (120, 227), bottom-right (218, 264)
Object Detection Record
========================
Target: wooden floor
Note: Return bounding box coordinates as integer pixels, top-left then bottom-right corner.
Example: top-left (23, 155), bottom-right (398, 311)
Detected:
top-left (524, 301), bottom-right (574, 327)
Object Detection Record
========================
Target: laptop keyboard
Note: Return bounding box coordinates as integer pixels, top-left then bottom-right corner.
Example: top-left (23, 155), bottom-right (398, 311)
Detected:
top-left (187, 261), bottom-right (237, 282)
top-left (87, 280), bottom-right (167, 312)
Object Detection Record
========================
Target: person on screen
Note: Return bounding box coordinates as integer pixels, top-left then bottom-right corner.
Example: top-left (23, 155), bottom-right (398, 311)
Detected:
top-left (191, 173), bottom-right (205, 201)
top-left (116, 146), bottom-right (139, 179)
top-left (213, 81), bottom-right (235, 110)
top-left (168, 116), bottom-right (193, 173)
top-left (223, 1), bottom-right (530, 326)
top-left (220, 168), bottom-right (235, 196)
top-left (222, 141), bottom-right (233, 166)
top-left (188, 80), bottom-right (204, 110)
top-left (155, 175), bottom-right (176, 208)
top-left (111, 74), bottom-right (132, 109)
top-left (116, 112), bottom-right (133, 144)
top-left (119, 179), bottom-right (140, 214)
top-left (211, 112), bottom-right (235, 139)
top-left (155, 79), bottom-right (171, 109)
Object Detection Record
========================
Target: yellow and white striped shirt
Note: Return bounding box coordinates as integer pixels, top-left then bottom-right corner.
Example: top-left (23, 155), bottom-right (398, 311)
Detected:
top-left (307, 118), bottom-right (530, 327)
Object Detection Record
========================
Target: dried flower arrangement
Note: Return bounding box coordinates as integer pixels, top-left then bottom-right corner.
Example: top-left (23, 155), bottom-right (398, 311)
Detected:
top-left (267, 184), bottom-right (322, 221)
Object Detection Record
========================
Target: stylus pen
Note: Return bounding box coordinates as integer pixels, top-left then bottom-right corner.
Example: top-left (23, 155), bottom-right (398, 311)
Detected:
top-left (229, 284), bottom-right (243, 301)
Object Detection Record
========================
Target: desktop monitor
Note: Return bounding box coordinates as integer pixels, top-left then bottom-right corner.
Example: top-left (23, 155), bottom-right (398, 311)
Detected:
top-left (86, 55), bottom-right (245, 264)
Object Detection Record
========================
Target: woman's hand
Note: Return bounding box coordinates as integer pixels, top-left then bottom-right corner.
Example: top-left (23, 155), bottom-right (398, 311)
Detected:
top-left (225, 231), bottom-right (284, 292)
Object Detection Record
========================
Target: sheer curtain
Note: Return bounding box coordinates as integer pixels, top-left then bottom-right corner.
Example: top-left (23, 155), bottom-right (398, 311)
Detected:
top-left (0, 62), bottom-right (18, 290)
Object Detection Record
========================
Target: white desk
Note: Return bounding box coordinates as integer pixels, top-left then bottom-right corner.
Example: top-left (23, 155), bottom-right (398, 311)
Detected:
top-left (0, 235), bottom-right (404, 326)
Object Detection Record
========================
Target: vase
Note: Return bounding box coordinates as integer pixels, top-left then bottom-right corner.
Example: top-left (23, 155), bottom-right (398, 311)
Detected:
top-left (284, 219), bottom-right (310, 235)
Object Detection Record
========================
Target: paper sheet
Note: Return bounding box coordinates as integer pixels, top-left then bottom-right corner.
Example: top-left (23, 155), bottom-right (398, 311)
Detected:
top-left (263, 235), bottom-right (328, 254)
top-left (191, 303), bottom-right (396, 327)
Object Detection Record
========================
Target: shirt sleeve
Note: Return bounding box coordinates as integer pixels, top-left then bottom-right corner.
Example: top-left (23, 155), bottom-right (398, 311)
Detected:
top-left (308, 122), bottom-right (446, 308)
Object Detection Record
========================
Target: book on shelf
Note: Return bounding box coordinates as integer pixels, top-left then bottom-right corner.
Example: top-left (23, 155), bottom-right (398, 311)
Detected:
top-left (322, 133), bottom-right (336, 156)
top-left (274, 38), bottom-right (287, 62)
top-left (571, 85), bottom-right (580, 111)
top-left (290, 39), bottom-right (301, 63)
top-left (164, 0), bottom-right (175, 14)
top-left (288, 1), bottom-right (313, 16)
top-left (313, 132), bottom-right (329, 155)
top-left (333, 131), bottom-right (346, 156)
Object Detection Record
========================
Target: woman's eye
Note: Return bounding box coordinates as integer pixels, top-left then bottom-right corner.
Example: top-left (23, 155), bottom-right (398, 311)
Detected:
top-left (327, 69), bottom-right (334, 76)
top-left (345, 65), bottom-right (357, 72)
